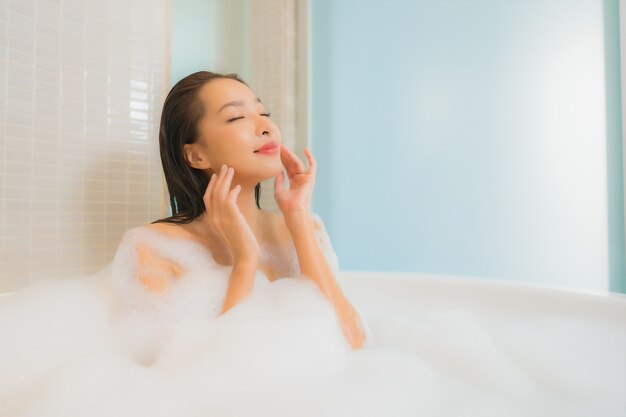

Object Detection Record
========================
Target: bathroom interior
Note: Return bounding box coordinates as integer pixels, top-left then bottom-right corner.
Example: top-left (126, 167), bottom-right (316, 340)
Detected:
top-left (1, 0), bottom-right (626, 416)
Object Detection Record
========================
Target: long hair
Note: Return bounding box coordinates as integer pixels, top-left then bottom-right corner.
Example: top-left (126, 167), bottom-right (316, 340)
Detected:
top-left (152, 71), bottom-right (262, 225)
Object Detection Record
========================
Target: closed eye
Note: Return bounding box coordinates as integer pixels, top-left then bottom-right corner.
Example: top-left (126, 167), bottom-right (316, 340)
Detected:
top-left (227, 112), bottom-right (271, 123)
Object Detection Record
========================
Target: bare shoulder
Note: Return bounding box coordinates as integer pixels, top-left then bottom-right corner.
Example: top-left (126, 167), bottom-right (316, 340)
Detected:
top-left (119, 221), bottom-right (201, 249)
top-left (117, 222), bottom-right (196, 252)
top-left (127, 222), bottom-right (186, 294)
top-left (141, 221), bottom-right (190, 240)
top-left (142, 222), bottom-right (214, 252)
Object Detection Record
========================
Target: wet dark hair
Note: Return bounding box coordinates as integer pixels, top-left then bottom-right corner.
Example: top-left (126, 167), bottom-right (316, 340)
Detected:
top-left (152, 71), bottom-right (262, 225)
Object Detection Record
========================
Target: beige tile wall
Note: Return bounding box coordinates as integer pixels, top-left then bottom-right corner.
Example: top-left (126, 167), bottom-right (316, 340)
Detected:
top-left (247, 0), bottom-right (297, 212)
top-left (0, 0), bottom-right (169, 291)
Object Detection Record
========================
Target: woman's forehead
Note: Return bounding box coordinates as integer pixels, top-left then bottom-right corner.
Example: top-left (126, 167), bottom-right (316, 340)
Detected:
top-left (200, 79), bottom-right (260, 113)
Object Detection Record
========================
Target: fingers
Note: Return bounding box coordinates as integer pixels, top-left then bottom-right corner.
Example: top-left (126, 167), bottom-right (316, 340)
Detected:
top-left (203, 171), bottom-right (217, 212)
top-left (274, 170), bottom-right (285, 194)
top-left (280, 144), bottom-right (317, 180)
top-left (204, 165), bottom-right (224, 215)
top-left (210, 165), bottom-right (227, 214)
top-left (225, 184), bottom-right (243, 234)
top-left (228, 183), bottom-right (241, 205)
top-left (203, 164), bottom-right (235, 221)
top-left (200, 165), bottom-right (259, 262)
top-left (280, 144), bottom-right (306, 176)
top-left (218, 166), bottom-right (234, 202)
top-left (227, 184), bottom-right (246, 226)
top-left (290, 173), bottom-right (310, 186)
top-left (303, 147), bottom-right (317, 178)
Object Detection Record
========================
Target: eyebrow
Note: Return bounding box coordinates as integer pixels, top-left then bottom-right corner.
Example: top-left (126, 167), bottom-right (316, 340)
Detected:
top-left (217, 97), bottom-right (263, 113)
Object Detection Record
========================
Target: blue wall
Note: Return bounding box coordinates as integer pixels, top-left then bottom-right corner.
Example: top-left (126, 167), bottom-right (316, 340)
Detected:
top-left (312, 0), bottom-right (625, 293)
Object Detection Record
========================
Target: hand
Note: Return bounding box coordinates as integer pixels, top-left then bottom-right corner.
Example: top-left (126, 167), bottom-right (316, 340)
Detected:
top-left (201, 164), bottom-right (260, 266)
top-left (335, 299), bottom-right (367, 350)
top-left (274, 145), bottom-right (317, 215)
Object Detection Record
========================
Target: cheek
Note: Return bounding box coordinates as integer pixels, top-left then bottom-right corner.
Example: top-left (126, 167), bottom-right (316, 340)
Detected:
top-left (270, 121), bottom-right (282, 140)
top-left (204, 126), bottom-right (248, 152)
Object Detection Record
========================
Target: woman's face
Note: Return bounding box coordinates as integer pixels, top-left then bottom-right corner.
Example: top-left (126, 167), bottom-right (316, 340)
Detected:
top-left (185, 78), bottom-right (283, 185)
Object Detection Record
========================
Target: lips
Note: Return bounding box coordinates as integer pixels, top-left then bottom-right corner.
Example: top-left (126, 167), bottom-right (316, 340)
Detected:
top-left (254, 141), bottom-right (278, 153)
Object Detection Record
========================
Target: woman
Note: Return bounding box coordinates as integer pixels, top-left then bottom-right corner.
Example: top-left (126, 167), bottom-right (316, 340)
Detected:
top-left (129, 71), bottom-right (367, 351)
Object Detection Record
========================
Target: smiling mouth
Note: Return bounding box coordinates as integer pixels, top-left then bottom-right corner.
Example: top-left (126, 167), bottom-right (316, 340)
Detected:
top-left (254, 143), bottom-right (278, 153)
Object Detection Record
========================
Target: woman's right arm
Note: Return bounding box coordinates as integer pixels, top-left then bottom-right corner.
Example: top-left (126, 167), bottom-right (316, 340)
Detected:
top-left (202, 165), bottom-right (261, 315)
top-left (220, 260), bottom-right (258, 314)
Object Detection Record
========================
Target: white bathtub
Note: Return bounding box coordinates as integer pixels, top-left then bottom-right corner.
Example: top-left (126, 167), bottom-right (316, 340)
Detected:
top-left (340, 271), bottom-right (626, 416)
top-left (339, 270), bottom-right (626, 318)
top-left (1, 270), bottom-right (624, 417)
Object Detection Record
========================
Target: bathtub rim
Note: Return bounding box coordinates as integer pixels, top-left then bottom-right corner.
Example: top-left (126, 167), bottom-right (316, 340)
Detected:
top-left (1, 270), bottom-right (625, 304)
top-left (338, 270), bottom-right (626, 302)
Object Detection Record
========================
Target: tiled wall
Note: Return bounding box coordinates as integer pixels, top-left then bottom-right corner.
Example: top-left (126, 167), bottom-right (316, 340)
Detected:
top-left (0, 0), bottom-right (169, 291)
top-left (247, 0), bottom-right (297, 212)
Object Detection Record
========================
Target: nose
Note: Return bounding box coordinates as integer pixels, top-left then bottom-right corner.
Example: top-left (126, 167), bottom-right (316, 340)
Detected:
top-left (255, 114), bottom-right (272, 137)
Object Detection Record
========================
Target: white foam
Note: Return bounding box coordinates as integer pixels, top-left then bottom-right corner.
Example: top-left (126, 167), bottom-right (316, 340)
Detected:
top-left (0, 225), bottom-right (624, 417)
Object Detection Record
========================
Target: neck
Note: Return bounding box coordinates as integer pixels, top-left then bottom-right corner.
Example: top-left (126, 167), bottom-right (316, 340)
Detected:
top-left (236, 183), bottom-right (262, 236)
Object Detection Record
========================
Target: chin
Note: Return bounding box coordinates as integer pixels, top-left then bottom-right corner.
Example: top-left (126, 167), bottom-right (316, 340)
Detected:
top-left (264, 167), bottom-right (284, 181)
top-left (253, 160), bottom-right (282, 182)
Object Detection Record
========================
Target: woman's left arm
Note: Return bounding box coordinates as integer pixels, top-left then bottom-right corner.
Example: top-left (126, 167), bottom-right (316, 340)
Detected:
top-left (274, 145), bottom-right (366, 351)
